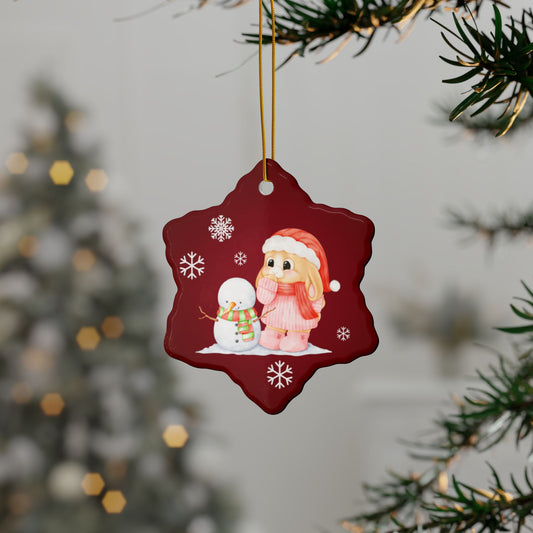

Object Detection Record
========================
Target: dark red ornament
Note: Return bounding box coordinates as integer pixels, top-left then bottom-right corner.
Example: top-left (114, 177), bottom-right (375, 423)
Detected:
top-left (163, 159), bottom-right (377, 414)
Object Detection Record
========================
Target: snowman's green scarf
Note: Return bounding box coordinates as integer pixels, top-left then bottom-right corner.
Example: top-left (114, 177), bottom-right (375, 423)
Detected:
top-left (217, 307), bottom-right (258, 341)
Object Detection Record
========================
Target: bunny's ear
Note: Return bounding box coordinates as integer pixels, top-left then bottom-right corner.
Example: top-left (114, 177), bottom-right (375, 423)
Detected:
top-left (305, 264), bottom-right (323, 301)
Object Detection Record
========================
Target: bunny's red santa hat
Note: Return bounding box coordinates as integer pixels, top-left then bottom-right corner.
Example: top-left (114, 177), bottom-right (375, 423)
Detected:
top-left (262, 228), bottom-right (340, 292)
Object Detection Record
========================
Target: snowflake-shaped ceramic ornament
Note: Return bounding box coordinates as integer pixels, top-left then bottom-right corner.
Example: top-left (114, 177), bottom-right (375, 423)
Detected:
top-left (163, 159), bottom-right (378, 414)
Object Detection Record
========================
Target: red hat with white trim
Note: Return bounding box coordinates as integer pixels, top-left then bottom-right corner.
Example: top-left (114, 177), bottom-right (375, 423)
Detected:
top-left (262, 228), bottom-right (340, 292)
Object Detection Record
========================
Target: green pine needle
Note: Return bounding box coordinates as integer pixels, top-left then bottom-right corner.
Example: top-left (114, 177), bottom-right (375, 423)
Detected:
top-left (439, 5), bottom-right (533, 136)
top-left (448, 204), bottom-right (533, 242)
top-left (344, 284), bottom-right (533, 532)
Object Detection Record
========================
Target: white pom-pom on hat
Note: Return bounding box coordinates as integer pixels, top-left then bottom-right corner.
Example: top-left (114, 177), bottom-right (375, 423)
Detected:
top-left (329, 280), bottom-right (340, 292)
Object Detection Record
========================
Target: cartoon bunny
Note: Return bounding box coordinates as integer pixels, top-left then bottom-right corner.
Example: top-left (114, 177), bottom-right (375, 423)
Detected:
top-left (255, 228), bottom-right (340, 352)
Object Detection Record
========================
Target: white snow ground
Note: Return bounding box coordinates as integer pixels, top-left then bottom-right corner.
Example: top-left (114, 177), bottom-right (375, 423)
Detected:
top-left (197, 343), bottom-right (331, 356)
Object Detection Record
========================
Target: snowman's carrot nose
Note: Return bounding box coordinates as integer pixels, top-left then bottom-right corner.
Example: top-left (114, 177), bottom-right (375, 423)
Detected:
top-left (226, 301), bottom-right (237, 313)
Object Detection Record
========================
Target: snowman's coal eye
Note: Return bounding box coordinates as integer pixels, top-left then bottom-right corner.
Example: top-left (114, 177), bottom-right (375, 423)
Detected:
top-left (267, 258), bottom-right (274, 268)
top-left (283, 260), bottom-right (293, 271)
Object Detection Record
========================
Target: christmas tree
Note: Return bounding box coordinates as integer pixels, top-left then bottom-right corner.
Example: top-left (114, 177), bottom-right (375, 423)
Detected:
top-left (0, 81), bottom-right (237, 533)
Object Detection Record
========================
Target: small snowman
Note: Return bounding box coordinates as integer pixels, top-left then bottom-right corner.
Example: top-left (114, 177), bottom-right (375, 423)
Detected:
top-left (200, 278), bottom-right (262, 352)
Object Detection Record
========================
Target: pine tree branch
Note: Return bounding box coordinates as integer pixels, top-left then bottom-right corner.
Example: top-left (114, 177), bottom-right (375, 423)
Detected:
top-left (133, 0), bottom-right (532, 136)
top-left (240, 0), bottom-right (533, 135)
top-left (438, 5), bottom-right (533, 136)
top-left (422, 470), bottom-right (533, 533)
top-left (449, 206), bottom-right (533, 244)
top-left (343, 285), bottom-right (533, 532)
top-left (242, 0), bottom-right (504, 61)
top-left (365, 483), bottom-right (533, 533)
top-left (435, 100), bottom-right (533, 139)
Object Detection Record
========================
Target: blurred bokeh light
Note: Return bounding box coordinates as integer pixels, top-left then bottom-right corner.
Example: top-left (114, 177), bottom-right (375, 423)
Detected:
top-left (49, 160), bottom-right (74, 185)
top-left (162, 424), bottom-right (189, 448)
top-left (5, 152), bottom-right (28, 174)
top-left (101, 490), bottom-right (127, 514)
top-left (85, 169), bottom-right (108, 192)
top-left (81, 473), bottom-right (105, 496)
top-left (40, 392), bottom-right (65, 416)
top-left (21, 347), bottom-right (54, 372)
top-left (18, 235), bottom-right (39, 258)
top-left (64, 110), bottom-right (85, 133)
top-left (11, 382), bottom-right (33, 404)
top-left (101, 316), bottom-right (124, 339)
top-left (72, 248), bottom-right (96, 272)
top-left (75, 326), bottom-right (101, 350)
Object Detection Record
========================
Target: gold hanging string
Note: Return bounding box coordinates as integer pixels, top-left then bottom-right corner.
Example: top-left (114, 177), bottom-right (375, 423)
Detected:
top-left (258, 0), bottom-right (276, 181)
top-left (271, 0), bottom-right (275, 161)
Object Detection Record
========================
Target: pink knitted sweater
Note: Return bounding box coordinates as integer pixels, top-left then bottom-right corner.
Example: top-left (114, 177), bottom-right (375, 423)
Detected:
top-left (256, 277), bottom-right (324, 331)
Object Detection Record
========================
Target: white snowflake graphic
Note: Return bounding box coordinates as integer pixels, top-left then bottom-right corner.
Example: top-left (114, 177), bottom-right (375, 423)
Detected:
top-left (179, 251), bottom-right (205, 280)
top-left (208, 215), bottom-right (234, 242)
top-left (267, 361), bottom-right (293, 389)
top-left (234, 251), bottom-right (247, 266)
top-left (337, 326), bottom-right (351, 341)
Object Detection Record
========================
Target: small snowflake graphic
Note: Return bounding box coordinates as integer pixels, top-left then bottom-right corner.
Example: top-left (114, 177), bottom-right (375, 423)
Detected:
top-left (234, 251), bottom-right (247, 266)
top-left (208, 215), bottom-right (234, 242)
top-left (337, 326), bottom-right (351, 341)
top-left (179, 251), bottom-right (205, 280)
top-left (267, 361), bottom-right (293, 389)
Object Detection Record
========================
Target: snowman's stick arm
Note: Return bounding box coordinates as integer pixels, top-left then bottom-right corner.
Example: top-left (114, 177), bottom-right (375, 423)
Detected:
top-left (254, 307), bottom-right (276, 322)
top-left (198, 306), bottom-right (217, 321)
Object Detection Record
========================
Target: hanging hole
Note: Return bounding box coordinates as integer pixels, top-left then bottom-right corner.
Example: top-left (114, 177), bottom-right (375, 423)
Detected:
top-left (259, 180), bottom-right (274, 196)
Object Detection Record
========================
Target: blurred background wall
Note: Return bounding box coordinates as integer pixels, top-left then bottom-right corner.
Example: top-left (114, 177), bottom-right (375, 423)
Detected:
top-left (1, 1), bottom-right (532, 532)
